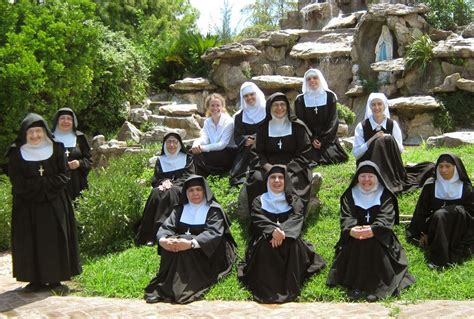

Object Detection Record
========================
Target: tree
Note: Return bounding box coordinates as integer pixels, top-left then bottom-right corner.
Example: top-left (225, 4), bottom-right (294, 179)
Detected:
top-left (0, 0), bottom-right (100, 157)
top-left (213, 0), bottom-right (235, 44)
top-left (239, 0), bottom-right (297, 38)
top-left (415, 0), bottom-right (473, 30)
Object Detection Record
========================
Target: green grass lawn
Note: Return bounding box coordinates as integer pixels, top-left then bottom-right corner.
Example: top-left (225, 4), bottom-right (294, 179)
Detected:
top-left (74, 144), bottom-right (474, 301)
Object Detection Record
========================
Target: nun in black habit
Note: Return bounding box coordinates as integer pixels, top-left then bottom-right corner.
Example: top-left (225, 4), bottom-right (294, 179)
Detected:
top-left (406, 154), bottom-right (474, 268)
top-left (294, 68), bottom-right (348, 166)
top-left (244, 92), bottom-right (312, 214)
top-left (7, 113), bottom-right (81, 292)
top-left (144, 175), bottom-right (237, 304)
top-left (229, 82), bottom-right (267, 186)
top-left (327, 161), bottom-right (415, 302)
top-left (135, 132), bottom-right (195, 246)
top-left (52, 107), bottom-right (92, 200)
top-left (353, 93), bottom-right (433, 193)
top-left (238, 165), bottom-right (326, 303)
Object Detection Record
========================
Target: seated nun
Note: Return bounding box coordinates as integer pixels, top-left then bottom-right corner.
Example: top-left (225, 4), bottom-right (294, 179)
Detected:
top-left (238, 165), bottom-right (326, 303)
top-left (191, 93), bottom-right (236, 177)
top-left (135, 132), bottom-right (195, 246)
top-left (144, 175), bottom-right (237, 304)
top-left (229, 82), bottom-right (267, 186)
top-left (244, 92), bottom-right (313, 215)
top-left (294, 68), bottom-right (348, 166)
top-left (406, 154), bottom-right (474, 268)
top-left (352, 92), bottom-right (433, 193)
top-left (327, 161), bottom-right (415, 302)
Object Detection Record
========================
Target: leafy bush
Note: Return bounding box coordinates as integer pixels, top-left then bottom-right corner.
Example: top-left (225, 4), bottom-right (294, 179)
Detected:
top-left (336, 103), bottom-right (356, 125)
top-left (75, 151), bottom-right (152, 256)
top-left (77, 23), bottom-right (149, 136)
top-left (404, 34), bottom-right (434, 76)
top-left (0, 177), bottom-right (12, 251)
top-left (435, 91), bottom-right (474, 131)
top-left (417, 0), bottom-right (474, 30)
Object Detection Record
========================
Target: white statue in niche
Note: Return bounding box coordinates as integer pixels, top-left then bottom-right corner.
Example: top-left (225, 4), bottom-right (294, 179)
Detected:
top-left (375, 25), bottom-right (394, 84)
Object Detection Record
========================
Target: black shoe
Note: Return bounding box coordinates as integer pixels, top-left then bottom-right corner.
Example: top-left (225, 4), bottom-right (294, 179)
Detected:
top-left (21, 282), bottom-right (44, 293)
top-left (366, 294), bottom-right (378, 302)
top-left (347, 289), bottom-right (364, 301)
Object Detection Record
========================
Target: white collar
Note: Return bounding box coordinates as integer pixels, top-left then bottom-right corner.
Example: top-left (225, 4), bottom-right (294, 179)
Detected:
top-left (351, 180), bottom-right (384, 210)
top-left (180, 200), bottom-right (210, 225)
top-left (369, 116), bottom-right (388, 131)
top-left (261, 188), bottom-right (291, 214)
top-left (303, 88), bottom-right (327, 107)
top-left (159, 150), bottom-right (187, 173)
top-left (435, 168), bottom-right (464, 200)
top-left (53, 129), bottom-right (77, 148)
top-left (20, 138), bottom-right (54, 161)
top-left (268, 116), bottom-right (292, 137)
top-left (240, 82), bottom-right (266, 124)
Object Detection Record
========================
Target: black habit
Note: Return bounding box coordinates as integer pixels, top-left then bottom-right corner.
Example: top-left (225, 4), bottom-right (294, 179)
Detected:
top-left (228, 110), bottom-right (262, 186)
top-left (245, 93), bottom-right (312, 213)
top-left (356, 118), bottom-right (433, 194)
top-left (135, 133), bottom-right (195, 246)
top-left (406, 154), bottom-right (474, 267)
top-left (52, 108), bottom-right (92, 200)
top-left (327, 161), bottom-right (415, 299)
top-left (145, 176), bottom-right (237, 304)
top-left (7, 113), bottom-right (81, 284)
top-left (238, 166), bottom-right (325, 303)
top-left (294, 91), bottom-right (348, 166)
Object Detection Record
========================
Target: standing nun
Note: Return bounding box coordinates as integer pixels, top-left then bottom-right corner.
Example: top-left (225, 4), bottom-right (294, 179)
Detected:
top-left (243, 92), bottom-right (312, 215)
top-left (191, 93), bottom-right (236, 177)
top-left (327, 161), bottom-right (415, 302)
top-left (407, 154), bottom-right (474, 268)
top-left (229, 82), bottom-right (267, 186)
top-left (52, 107), bottom-right (92, 200)
top-left (353, 92), bottom-right (433, 193)
top-left (135, 132), bottom-right (195, 246)
top-left (144, 175), bottom-right (237, 304)
top-left (238, 165), bottom-right (326, 303)
top-left (7, 113), bottom-right (81, 292)
top-left (294, 68), bottom-right (348, 166)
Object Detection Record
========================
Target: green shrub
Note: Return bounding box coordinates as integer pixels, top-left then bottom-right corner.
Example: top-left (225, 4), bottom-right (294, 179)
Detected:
top-left (0, 177), bottom-right (12, 251)
top-left (434, 91), bottom-right (474, 131)
top-left (404, 34), bottom-right (434, 76)
top-left (337, 102), bottom-right (356, 125)
top-left (75, 151), bottom-right (152, 256)
top-left (416, 0), bottom-right (474, 30)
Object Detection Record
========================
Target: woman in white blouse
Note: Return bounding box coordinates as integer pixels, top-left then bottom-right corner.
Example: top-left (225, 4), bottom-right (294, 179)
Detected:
top-left (191, 93), bottom-right (236, 177)
top-left (353, 92), bottom-right (433, 194)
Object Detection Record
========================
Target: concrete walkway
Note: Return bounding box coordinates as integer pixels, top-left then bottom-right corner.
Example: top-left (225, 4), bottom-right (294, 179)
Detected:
top-left (1, 252), bottom-right (474, 318)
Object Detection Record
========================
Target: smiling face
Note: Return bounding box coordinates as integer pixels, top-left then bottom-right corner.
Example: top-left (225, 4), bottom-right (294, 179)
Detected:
top-left (271, 100), bottom-right (288, 119)
top-left (370, 98), bottom-right (385, 118)
top-left (57, 114), bottom-right (74, 132)
top-left (26, 127), bottom-right (46, 145)
top-left (306, 75), bottom-right (320, 90)
top-left (208, 98), bottom-right (223, 118)
top-left (165, 136), bottom-right (179, 155)
top-left (358, 172), bottom-right (377, 192)
top-left (187, 185), bottom-right (205, 204)
top-left (243, 92), bottom-right (257, 106)
top-left (269, 172), bottom-right (285, 193)
top-left (438, 162), bottom-right (455, 180)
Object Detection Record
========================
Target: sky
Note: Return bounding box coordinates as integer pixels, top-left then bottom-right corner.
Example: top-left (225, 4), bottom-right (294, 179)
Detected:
top-left (189, 0), bottom-right (254, 35)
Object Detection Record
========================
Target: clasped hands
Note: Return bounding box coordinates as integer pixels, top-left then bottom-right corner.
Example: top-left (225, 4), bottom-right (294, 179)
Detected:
top-left (68, 160), bottom-right (80, 170)
top-left (270, 227), bottom-right (285, 248)
top-left (312, 139), bottom-right (321, 149)
top-left (191, 145), bottom-right (203, 154)
top-left (367, 131), bottom-right (387, 146)
top-left (158, 179), bottom-right (173, 191)
top-left (350, 225), bottom-right (374, 240)
top-left (159, 237), bottom-right (192, 252)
